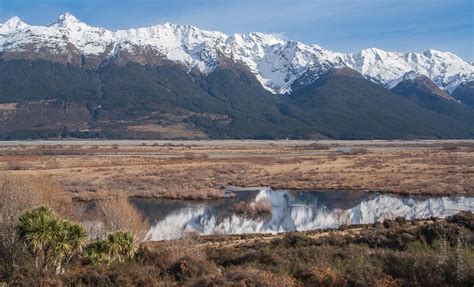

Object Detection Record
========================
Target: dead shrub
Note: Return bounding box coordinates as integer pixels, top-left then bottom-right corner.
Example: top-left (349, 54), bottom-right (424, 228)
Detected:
top-left (0, 174), bottom-right (68, 214)
top-left (0, 174), bottom-right (69, 277)
top-left (0, 175), bottom-right (43, 276)
top-left (94, 196), bottom-right (150, 241)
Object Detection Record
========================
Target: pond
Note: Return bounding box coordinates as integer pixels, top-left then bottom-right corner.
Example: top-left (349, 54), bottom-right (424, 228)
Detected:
top-left (131, 188), bottom-right (474, 240)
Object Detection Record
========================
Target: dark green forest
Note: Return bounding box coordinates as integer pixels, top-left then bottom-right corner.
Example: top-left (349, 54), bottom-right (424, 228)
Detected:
top-left (0, 59), bottom-right (473, 140)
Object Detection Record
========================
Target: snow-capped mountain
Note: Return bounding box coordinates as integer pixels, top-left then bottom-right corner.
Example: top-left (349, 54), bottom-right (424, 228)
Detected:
top-left (1, 13), bottom-right (473, 94)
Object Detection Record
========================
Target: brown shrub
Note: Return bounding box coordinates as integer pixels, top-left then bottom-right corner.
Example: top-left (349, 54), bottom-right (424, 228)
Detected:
top-left (374, 276), bottom-right (400, 287)
top-left (6, 161), bottom-right (30, 170)
top-left (0, 175), bottom-right (43, 276)
top-left (224, 266), bottom-right (297, 287)
top-left (303, 143), bottom-right (331, 150)
top-left (167, 256), bottom-right (219, 282)
top-left (298, 266), bottom-right (348, 286)
top-left (62, 263), bottom-right (171, 286)
top-left (94, 196), bottom-right (150, 241)
top-left (0, 174), bottom-right (68, 214)
top-left (183, 152), bottom-right (196, 160)
top-left (141, 239), bottom-right (207, 270)
top-left (347, 148), bottom-right (370, 155)
top-left (0, 174), bottom-right (69, 277)
top-left (446, 211), bottom-right (473, 228)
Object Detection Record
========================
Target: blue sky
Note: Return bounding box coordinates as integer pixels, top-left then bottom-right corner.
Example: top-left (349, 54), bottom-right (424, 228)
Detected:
top-left (1, 0), bottom-right (473, 61)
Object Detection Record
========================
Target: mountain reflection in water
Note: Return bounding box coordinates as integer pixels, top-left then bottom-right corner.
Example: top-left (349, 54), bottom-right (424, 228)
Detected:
top-left (131, 189), bottom-right (474, 240)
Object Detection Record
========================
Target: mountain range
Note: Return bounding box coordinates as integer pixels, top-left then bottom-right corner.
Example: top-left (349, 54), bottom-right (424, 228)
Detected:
top-left (0, 13), bottom-right (473, 139)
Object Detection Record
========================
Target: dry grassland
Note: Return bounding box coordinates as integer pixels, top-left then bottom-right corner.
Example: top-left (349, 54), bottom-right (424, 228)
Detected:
top-left (0, 140), bottom-right (473, 201)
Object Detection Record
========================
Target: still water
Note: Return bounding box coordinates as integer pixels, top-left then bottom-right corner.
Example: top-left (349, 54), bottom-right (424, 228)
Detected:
top-left (131, 188), bottom-right (474, 240)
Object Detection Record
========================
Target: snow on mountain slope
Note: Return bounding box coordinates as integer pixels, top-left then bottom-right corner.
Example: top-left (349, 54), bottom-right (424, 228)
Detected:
top-left (113, 23), bottom-right (227, 73)
top-left (1, 13), bottom-right (473, 94)
top-left (341, 48), bottom-right (474, 93)
top-left (223, 34), bottom-right (345, 93)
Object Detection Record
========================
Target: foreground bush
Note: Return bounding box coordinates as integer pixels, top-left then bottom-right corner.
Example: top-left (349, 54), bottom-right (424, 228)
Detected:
top-left (84, 231), bottom-right (138, 264)
top-left (16, 206), bottom-right (86, 275)
top-left (5, 211), bottom-right (474, 286)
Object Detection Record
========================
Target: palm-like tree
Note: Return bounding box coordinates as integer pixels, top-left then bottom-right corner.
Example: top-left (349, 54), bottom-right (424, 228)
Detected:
top-left (106, 231), bottom-right (137, 263)
top-left (84, 231), bottom-right (137, 265)
top-left (17, 206), bottom-right (56, 270)
top-left (16, 206), bottom-right (87, 274)
top-left (54, 220), bottom-right (87, 272)
top-left (85, 240), bottom-right (111, 264)
top-left (65, 222), bottom-right (87, 259)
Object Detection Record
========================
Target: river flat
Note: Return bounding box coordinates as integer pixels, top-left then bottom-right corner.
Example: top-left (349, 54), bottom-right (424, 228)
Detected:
top-left (1, 140), bottom-right (473, 201)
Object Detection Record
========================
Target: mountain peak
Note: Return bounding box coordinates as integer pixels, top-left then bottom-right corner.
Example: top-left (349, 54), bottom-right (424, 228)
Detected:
top-left (2, 16), bottom-right (28, 29)
top-left (48, 12), bottom-right (83, 28)
top-left (395, 74), bottom-right (454, 101)
top-left (360, 47), bottom-right (388, 56)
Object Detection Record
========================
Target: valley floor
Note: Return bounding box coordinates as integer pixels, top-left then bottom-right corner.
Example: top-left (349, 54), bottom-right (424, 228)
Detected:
top-left (0, 140), bottom-right (473, 200)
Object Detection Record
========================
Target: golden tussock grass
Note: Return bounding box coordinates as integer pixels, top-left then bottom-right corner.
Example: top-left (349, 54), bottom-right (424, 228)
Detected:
top-left (0, 141), bottom-right (472, 201)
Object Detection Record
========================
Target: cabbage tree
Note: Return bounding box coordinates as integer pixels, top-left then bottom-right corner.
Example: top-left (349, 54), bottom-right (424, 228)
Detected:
top-left (106, 231), bottom-right (137, 263)
top-left (85, 231), bottom-right (137, 264)
top-left (16, 206), bottom-right (86, 274)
